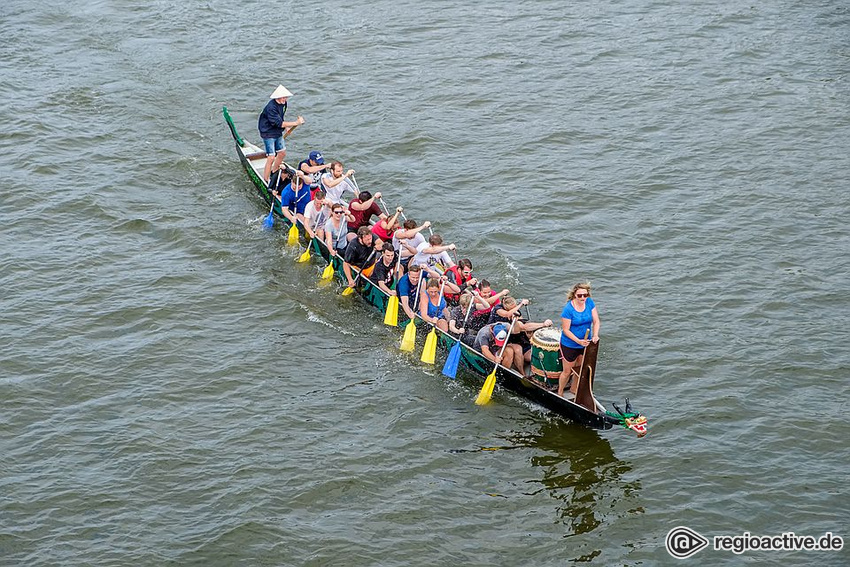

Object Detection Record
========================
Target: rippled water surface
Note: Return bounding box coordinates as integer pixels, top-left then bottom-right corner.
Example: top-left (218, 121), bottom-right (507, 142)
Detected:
top-left (2, 0), bottom-right (848, 565)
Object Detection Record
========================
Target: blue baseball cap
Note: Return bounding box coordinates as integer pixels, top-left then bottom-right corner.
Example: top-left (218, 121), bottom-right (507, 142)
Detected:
top-left (309, 151), bottom-right (324, 165)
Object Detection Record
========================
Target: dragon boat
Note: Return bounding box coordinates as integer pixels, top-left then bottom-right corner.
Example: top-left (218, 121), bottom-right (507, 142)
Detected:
top-left (222, 106), bottom-right (647, 437)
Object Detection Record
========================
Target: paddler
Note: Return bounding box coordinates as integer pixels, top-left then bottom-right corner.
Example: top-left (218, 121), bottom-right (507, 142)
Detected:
top-left (342, 226), bottom-right (379, 290)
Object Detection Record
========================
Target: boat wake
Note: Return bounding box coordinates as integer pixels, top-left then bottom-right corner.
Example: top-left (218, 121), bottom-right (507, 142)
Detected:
top-left (302, 306), bottom-right (356, 336)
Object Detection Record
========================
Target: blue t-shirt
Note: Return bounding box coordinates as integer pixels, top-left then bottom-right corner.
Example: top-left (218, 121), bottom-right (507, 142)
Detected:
top-left (279, 183), bottom-right (312, 215)
top-left (560, 297), bottom-right (596, 348)
top-left (398, 274), bottom-right (417, 299)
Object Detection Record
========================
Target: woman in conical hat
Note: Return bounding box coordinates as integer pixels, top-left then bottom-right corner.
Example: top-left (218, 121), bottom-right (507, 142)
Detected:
top-left (258, 85), bottom-right (305, 183)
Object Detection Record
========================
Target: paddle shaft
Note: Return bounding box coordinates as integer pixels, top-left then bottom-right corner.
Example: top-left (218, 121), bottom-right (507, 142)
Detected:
top-left (411, 272), bottom-right (424, 312)
top-left (350, 249), bottom-right (378, 288)
top-left (422, 281), bottom-right (446, 324)
top-left (452, 296), bottom-right (475, 340)
top-left (283, 122), bottom-right (300, 139)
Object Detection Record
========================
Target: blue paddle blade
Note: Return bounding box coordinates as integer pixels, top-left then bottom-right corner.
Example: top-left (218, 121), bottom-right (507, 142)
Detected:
top-left (262, 211), bottom-right (274, 230)
top-left (441, 341), bottom-right (462, 379)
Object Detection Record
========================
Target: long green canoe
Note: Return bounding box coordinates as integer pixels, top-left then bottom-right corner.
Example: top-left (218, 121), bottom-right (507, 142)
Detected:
top-left (223, 106), bottom-right (647, 436)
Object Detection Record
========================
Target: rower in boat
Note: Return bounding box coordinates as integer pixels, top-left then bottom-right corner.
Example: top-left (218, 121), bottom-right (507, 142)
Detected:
top-left (298, 151), bottom-right (329, 198)
top-left (370, 246), bottom-right (400, 296)
top-left (320, 161), bottom-right (357, 204)
top-left (348, 191), bottom-right (384, 229)
top-left (279, 169), bottom-right (312, 227)
top-left (448, 291), bottom-right (492, 346)
top-left (324, 203), bottom-right (355, 259)
top-left (393, 219), bottom-right (430, 271)
top-left (487, 296), bottom-right (553, 376)
top-left (342, 226), bottom-right (379, 290)
top-left (303, 189), bottom-right (331, 240)
top-left (411, 234), bottom-right (456, 273)
top-left (419, 277), bottom-right (451, 332)
top-left (443, 259), bottom-right (477, 306)
top-left (397, 264), bottom-right (423, 320)
top-left (371, 207), bottom-right (403, 250)
top-left (473, 322), bottom-right (514, 369)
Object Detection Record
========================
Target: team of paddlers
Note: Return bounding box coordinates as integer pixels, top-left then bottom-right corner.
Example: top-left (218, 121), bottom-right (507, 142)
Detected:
top-left (258, 85), bottom-right (600, 399)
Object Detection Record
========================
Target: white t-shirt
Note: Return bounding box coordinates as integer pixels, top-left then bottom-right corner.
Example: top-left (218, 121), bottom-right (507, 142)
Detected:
top-left (320, 173), bottom-right (357, 204)
top-left (393, 230), bottom-right (426, 257)
top-left (304, 201), bottom-right (330, 232)
top-left (411, 241), bottom-right (452, 271)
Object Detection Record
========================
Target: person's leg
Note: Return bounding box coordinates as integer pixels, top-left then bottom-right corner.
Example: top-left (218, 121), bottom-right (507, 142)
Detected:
top-left (557, 346), bottom-right (579, 397)
top-left (509, 344), bottom-right (524, 373)
top-left (272, 136), bottom-right (286, 171)
top-left (501, 347), bottom-right (514, 370)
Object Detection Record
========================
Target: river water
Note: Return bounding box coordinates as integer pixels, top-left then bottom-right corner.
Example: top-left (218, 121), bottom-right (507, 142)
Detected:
top-left (1, 0), bottom-right (848, 565)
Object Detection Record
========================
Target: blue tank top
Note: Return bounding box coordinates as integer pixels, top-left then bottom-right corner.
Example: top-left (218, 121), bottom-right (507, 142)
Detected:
top-left (427, 296), bottom-right (446, 319)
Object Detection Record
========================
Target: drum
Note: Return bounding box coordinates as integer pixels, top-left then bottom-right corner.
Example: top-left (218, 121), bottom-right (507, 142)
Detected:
top-left (530, 328), bottom-right (563, 386)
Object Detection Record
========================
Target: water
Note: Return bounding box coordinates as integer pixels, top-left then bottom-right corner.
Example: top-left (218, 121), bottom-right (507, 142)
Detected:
top-left (1, 0), bottom-right (848, 565)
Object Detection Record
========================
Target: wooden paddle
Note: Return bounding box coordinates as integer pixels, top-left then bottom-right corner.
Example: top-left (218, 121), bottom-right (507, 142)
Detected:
top-left (283, 119), bottom-right (302, 139)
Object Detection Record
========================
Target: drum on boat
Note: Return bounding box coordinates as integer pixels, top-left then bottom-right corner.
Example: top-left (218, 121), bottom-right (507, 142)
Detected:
top-left (530, 328), bottom-right (563, 386)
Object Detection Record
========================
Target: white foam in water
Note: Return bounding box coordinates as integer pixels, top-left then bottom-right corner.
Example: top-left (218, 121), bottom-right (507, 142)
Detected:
top-left (303, 307), bottom-right (356, 336)
top-left (504, 257), bottom-right (522, 286)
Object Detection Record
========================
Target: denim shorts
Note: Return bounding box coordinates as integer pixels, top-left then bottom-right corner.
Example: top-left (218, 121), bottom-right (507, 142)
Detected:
top-left (263, 136), bottom-right (285, 156)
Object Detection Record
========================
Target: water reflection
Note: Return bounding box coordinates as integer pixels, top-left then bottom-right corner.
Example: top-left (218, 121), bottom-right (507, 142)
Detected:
top-left (502, 420), bottom-right (640, 537)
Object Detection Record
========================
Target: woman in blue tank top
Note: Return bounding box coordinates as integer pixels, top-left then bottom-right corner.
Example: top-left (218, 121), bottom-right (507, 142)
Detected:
top-left (419, 278), bottom-right (449, 332)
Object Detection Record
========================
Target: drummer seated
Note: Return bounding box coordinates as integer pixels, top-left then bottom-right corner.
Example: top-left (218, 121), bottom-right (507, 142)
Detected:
top-left (473, 323), bottom-right (520, 371)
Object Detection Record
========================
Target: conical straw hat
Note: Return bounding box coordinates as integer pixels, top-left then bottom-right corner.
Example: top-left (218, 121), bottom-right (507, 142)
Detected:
top-left (270, 85), bottom-right (293, 99)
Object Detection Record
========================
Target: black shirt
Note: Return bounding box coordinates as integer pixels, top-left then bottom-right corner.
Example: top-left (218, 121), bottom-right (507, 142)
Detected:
top-left (344, 238), bottom-right (375, 268)
top-left (371, 252), bottom-right (398, 287)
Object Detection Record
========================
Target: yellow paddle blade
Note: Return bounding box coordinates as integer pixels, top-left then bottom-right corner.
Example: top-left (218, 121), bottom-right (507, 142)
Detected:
top-left (296, 249), bottom-right (311, 263)
top-left (321, 263), bottom-right (334, 281)
top-left (341, 286), bottom-right (355, 296)
top-left (420, 328), bottom-right (437, 364)
top-left (287, 224), bottom-right (299, 246)
top-left (475, 369), bottom-right (497, 405)
top-left (400, 321), bottom-right (416, 352)
top-left (383, 296), bottom-right (399, 327)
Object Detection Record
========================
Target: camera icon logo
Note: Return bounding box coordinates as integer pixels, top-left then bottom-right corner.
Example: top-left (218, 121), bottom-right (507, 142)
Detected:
top-left (666, 526), bottom-right (709, 559)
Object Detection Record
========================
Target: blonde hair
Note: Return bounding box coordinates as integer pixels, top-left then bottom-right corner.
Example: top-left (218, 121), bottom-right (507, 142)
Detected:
top-left (502, 296), bottom-right (517, 308)
top-left (567, 282), bottom-right (592, 300)
top-left (459, 292), bottom-right (473, 309)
